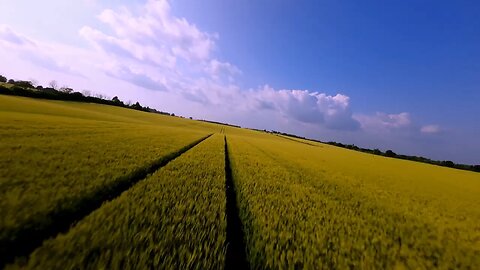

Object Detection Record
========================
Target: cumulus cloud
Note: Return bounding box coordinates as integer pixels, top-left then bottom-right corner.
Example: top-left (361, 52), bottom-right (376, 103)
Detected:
top-left (99, 0), bottom-right (216, 62)
top-left (355, 112), bottom-right (412, 132)
top-left (78, 0), bottom-right (242, 97)
top-left (421, 124), bottom-right (441, 134)
top-left (82, 0), bottom-right (217, 67)
top-left (205, 59), bottom-right (242, 82)
top-left (246, 85), bottom-right (360, 131)
top-left (79, 26), bottom-right (177, 70)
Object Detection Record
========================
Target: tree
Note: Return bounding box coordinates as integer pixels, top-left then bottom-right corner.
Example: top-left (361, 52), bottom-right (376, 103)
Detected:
top-left (131, 101), bottom-right (142, 110)
top-left (385, 150), bottom-right (397, 157)
top-left (112, 96), bottom-right (124, 105)
top-left (49, 80), bottom-right (58, 90)
top-left (69, 92), bottom-right (84, 100)
top-left (12, 80), bottom-right (34, 88)
top-left (0, 75), bottom-right (7, 83)
top-left (442, 160), bottom-right (455, 168)
top-left (60, 86), bottom-right (73, 94)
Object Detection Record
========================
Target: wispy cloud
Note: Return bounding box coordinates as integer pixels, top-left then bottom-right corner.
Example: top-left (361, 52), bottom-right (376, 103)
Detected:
top-left (0, 25), bottom-right (35, 46)
top-left (421, 124), bottom-right (441, 134)
top-left (0, 25), bottom-right (85, 77)
top-left (105, 64), bottom-right (167, 91)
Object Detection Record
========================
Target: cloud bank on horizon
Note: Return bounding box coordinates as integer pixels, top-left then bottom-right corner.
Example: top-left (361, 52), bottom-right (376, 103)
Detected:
top-left (0, 0), bottom-right (477, 164)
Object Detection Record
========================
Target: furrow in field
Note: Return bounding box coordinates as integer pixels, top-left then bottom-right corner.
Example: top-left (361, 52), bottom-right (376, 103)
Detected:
top-left (224, 136), bottom-right (249, 270)
top-left (0, 133), bottom-right (212, 267)
top-left (9, 134), bottom-right (226, 269)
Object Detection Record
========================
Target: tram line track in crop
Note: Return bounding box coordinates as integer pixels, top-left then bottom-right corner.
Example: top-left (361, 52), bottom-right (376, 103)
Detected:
top-left (1, 134), bottom-right (212, 267)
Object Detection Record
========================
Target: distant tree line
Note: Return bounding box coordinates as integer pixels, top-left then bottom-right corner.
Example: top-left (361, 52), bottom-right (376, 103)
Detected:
top-left (0, 75), bottom-right (174, 116)
top-left (269, 130), bottom-right (480, 173)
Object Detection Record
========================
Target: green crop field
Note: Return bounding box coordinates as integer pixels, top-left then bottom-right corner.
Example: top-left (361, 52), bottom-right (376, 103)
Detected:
top-left (227, 134), bottom-right (480, 269)
top-left (22, 134), bottom-right (227, 269)
top-left (1, 95), bottom-right (479, 269)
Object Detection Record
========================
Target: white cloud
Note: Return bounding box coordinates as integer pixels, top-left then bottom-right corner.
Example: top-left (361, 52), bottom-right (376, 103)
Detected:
top-left (76, 0), bottom-right (243, 104)
top-left (79, 26), bottom-right (177, 70)
top-left (105, 64), bottom-right (167, 91)
top-left (0, 25), bottom-right (86, 77)
top-left (205, 59), bottom-right (242, 82)
top-left (244, 85), bottom-right (360, 130)
top-left (355, 112), bottom-right (412, 132)
top-left (421, 124), bottom-right (441, 134)
top-left (90, 0), bottom-right (216, 63)
top-left (0, 25), bottom-right (35, 46)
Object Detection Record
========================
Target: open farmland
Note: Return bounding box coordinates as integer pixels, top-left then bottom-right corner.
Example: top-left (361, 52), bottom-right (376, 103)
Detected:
top-left (20, 134), bottom-right (227, 269)
top-left (0, 95), bottom-right (216, 265)
top-left (1, 95), bottom-right (480, 269)
top-left (227, 133), bottom-right (480, 269)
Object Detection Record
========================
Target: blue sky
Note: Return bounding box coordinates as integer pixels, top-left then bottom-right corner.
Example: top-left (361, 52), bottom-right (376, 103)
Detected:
top-left (0, 0), bottom-right (479, 164)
